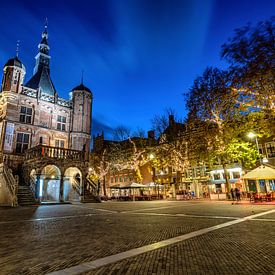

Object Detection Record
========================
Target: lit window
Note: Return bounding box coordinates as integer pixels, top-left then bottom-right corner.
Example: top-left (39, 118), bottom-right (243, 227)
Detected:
top-left (19, 106), bottom-right (32, 124)
top-left (266, 142), bottom-right (275, 158)
top-left (57, 115), bottom-right (66, 131)
top-left (16, 133), bottom-right (30, 153)
top-left (232, 172), bottom-right (240, 179)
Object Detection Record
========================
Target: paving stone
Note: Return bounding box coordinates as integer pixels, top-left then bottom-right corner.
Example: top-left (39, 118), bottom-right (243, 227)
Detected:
top-left (0, 201), bottom-right (274, 275)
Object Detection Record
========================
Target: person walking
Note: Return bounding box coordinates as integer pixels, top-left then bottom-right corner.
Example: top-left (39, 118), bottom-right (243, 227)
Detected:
top-left (230, 188), bottom-right (235, 203)
top-left (235, 188), bottom-right (241, 202)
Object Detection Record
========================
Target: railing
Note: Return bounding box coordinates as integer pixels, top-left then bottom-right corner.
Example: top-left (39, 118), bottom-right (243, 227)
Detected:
top-left (30, 176), bottom-right (36, 196)
top-left (71, 177), bottom-right (82, 195)
top-left (0, 163), bottom-right (18, 206)
top-left (86, 177), bottom-right (98, 194)
top-left (25, 145), bottom-right (87, 161)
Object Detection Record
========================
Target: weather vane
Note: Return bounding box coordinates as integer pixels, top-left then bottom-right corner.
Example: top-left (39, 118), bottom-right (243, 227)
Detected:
top-left (16, 40), bottom-right (20, 58)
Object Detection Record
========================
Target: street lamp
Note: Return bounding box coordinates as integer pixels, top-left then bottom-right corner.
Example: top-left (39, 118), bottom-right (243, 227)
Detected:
top-left (248, 132), bottom-right (262, 165)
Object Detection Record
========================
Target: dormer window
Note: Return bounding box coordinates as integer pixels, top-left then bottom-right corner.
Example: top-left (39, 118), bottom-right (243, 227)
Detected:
top-left (19, 106), bottom-right (32, 124)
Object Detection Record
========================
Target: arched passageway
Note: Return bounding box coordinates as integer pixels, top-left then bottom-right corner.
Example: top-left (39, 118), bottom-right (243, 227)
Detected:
top-left (40, 165), bottom-right (61, 202)
top-left (64, 167), bottom-right (82, 202)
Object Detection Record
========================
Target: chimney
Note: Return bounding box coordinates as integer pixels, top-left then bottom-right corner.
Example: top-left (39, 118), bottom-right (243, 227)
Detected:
top-left (169, 115), bottom-right (174, 126)
top-left (147, 130), bottom-right (155, 139)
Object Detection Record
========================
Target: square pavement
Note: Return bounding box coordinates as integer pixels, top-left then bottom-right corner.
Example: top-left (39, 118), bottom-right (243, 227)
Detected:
top-left (0, 201), bottom-right (274, 275)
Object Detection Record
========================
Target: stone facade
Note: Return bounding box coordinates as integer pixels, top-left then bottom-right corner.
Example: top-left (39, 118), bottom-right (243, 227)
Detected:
top-left (0, 24), bottom-right (94, 205)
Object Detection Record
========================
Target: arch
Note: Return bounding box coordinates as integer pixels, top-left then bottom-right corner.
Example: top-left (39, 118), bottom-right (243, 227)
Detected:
top-left (63, 167), bottom-right (82, 202)
top-left (40, 165), bottom-right (61, 202)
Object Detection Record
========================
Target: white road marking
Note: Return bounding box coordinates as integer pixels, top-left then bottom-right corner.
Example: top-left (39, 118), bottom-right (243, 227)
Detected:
top-left (47, 209), bottom-right (275, 275)
top-left (131, 212), bottom-right (240, 220)
top-left (120, 204), bottom-right (197, 213)
top-left (0, 213), bottom-right (97, 225)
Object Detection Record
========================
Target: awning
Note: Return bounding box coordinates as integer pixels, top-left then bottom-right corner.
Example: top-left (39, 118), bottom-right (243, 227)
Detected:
top-left (110, 182), bottom-right (148, 189)
top-left (243, 165), bottom-right (275, 180)
top-left (145, 182), bottom-right (164, 188)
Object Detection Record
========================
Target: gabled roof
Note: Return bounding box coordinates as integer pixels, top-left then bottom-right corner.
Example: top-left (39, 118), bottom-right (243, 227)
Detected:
top-left (25, 67), bottom-right (56, 96)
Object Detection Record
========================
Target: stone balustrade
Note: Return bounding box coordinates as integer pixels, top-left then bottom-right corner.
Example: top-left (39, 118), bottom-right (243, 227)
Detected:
top-left (25, 145), bottom-right (87, 161)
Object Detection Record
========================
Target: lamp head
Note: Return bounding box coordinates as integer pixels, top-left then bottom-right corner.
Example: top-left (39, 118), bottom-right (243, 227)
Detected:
top-left (248, 132), bottom-right (256, 138)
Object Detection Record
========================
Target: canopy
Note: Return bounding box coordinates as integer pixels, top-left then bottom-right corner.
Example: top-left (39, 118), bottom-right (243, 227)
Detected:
top-left (110, 182), bottom-right (147, 189)
top-left (128, 182), bottom-right (147, 188)
top-left (145, 182), bottom-right (164, 188)
top-left (242, 165), bottom-right (275, 180)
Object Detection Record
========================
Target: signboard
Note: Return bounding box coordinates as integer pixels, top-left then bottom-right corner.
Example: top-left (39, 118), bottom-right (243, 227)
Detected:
top-left (4, 122), bottom-right (14, 151)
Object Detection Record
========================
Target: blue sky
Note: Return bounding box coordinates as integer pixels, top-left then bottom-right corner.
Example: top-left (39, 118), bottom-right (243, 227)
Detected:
top-left (0, 0), bottom-right (274, 138)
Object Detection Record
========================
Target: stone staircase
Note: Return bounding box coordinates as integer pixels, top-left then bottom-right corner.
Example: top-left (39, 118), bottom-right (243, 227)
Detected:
top-left (82, 178), bottom-right (101, 203)
top-left (0, 163), bottom-right (18, 207)
top-left (17, 185), bottom-right (37, 206)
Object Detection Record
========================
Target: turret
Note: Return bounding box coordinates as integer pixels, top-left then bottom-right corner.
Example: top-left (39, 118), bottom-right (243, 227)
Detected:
top-left (71, 83), bottom-right (93, 151)
top-left (25, 20), bottom-right (57, 98)
top-left (1, 56), bottom-right (26, 93)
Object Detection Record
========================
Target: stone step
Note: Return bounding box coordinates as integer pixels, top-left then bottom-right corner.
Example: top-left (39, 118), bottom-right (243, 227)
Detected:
top-left (17, 185), bottom-right (37, 206)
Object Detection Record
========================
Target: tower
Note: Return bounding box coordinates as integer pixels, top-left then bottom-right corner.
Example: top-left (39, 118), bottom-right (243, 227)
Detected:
top-left (33, 21), bottom-right (50, 75)
top-left (71, 83), bottom-right (93, 151)
top-left (1, 56), bottom-right (25, 93)
top-left (25, 20), bottom-right (57, 98)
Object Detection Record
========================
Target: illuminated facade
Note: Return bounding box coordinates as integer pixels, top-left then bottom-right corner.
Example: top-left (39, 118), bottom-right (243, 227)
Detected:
top-left (0, 23), bottom-right (94, 206)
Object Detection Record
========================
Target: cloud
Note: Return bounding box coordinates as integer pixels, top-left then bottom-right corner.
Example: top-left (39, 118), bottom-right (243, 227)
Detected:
top-left (92, 118), bottom-right (114, 139)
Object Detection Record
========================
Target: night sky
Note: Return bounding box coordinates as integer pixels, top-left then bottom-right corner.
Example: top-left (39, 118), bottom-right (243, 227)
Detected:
top-left (0, 0), bottom-right (274, 138)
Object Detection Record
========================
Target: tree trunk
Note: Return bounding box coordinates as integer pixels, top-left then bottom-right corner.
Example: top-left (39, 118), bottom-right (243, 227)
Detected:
top-left (103, 176), bottom-right (106, 196)
top-left (222, 161), bottom-right (230, 193)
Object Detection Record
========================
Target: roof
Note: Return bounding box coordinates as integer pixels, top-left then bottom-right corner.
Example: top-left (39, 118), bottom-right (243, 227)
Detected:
top-left (243, 165), bottom-right (275, 180)
top-left (25, 67), bottom-right (57, 96)
top-left (4, 56), bottom-right (25, 70)
top-left (72, 83), bottom-right (92, 93)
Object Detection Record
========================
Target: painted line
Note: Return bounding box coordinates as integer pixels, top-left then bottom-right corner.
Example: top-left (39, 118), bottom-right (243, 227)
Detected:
top-left (120, 204), bottom-right (197, 214)
top-left (71, 204), bottom-right (118, 214)
top-left (131, 212), bottom-right (240, 220)
top-left (47, 208), bottom-right (275, 275)
top-left (0, 213), bottom-right (98, 225)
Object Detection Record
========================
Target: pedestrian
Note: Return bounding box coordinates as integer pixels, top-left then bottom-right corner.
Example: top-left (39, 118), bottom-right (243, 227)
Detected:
top-left (235, 188), bottom-right (241, 202)
top-left (230, 188), bottom-right (235, 202)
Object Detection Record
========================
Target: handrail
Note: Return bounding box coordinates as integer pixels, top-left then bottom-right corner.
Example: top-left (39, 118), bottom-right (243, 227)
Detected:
top-left (0, 163), bottom-right (18, 206)
top-left (30, 176), bottom-right (36, 196)
top-left (86, 177), bottom-right (98, 194)
top-left (71, 178), bottom-right (82, 195)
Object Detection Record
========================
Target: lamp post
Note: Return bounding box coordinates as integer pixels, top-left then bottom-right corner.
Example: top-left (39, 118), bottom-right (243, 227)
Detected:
top-left (248, 132), bottom-right (262, 165)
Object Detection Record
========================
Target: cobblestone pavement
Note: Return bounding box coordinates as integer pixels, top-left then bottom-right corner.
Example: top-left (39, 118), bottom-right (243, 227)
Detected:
top-left (0, 201), bottom-right (274, 275)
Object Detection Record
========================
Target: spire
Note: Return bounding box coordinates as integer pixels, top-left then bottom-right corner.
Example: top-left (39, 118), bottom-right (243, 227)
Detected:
top-left (42, 17), bottom-right (48, 40)
top-left (32, 19), bottom-right (51, 75)
top-left (25, 19), bottom-right (57, 98)
top-left (81, 70), bottom-right (84, 84)
top-left (16, 40), bottom-right (20, 58)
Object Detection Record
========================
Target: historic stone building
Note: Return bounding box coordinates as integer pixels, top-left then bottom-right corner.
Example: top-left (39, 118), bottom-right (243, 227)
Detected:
top-left (0, 23), bottom-right (95, 206)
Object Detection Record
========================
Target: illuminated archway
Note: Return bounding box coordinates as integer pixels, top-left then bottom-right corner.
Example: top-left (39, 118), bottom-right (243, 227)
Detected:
top-left (64, 167), bottom-right (82, 201)
top-left (41, 165), bottom-right (61, 202)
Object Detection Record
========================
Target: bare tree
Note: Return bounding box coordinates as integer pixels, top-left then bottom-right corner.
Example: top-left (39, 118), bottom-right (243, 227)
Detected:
top-left (112, 125), bottom-right (131, 141)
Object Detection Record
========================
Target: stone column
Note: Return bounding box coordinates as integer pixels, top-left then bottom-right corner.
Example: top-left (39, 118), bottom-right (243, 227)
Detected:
top-left (59, 174), bottom-right (64, 202)
top-left (195, 180), bottom-right (200, 198)
top-left (35, 174), bottom-right (42, 202)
